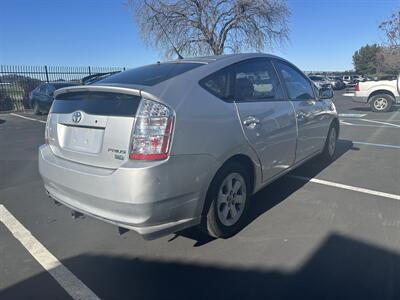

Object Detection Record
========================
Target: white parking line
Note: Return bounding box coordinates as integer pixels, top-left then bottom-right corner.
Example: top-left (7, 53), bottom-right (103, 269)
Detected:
top-left (360, 118), bottom-right (400, 128)
top-left (352, 141), bottom-right (400, 149)
top-left (363, 119), bottom-right (400, 123)
top-left (0, 205), bottom-right (100, 300)
top-left (289, 175), bottom-right (400, 201)
top-left (9, 113), bottom-right (46, 124)
top-left (339, 121), bottom-right (395, 128)
top-left (338, 113), bottom-right (366, 118)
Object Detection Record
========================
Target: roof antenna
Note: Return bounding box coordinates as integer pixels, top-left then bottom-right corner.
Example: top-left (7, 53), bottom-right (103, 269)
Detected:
top-left (154, 15), bottom-right (184, 60)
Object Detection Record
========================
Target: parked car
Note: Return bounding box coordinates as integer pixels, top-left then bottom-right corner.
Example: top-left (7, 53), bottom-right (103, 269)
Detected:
top-left (342, 75), bottom-right (364, 86)
top-left (39, 53), bottom-right (339, 240)
top-left (29, 82), bottom-right (80, 115)
top-left (342, 75), bottom-right (354, 86)
top-left (309, 75), bottom-right (332, 89)
top-left (326, 76), bottom-right (345, 90)
top-left (352, 75), bottom-right (364, 83)
top-left (353, 74), bottom-right (400, 112)
top-left (81, 71), bottom-right (121, 85)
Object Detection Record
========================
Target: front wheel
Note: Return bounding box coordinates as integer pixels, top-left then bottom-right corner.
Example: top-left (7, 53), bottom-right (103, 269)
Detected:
top-left (203, 162), bottom-right (251, 238)
top-left (370, 94), bottom-right (393, 112)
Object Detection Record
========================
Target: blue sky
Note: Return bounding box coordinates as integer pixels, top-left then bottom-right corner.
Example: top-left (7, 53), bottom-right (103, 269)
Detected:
top-left (0, 0), bottom-right (398, 71)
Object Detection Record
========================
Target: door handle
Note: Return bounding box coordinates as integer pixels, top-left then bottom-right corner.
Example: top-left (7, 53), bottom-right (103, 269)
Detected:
top-left (243, 116), bottom-right (260, 129)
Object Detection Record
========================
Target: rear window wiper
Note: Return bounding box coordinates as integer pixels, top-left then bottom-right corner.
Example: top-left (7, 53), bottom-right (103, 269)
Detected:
top-left (81, 71), bottom-right (121, 85)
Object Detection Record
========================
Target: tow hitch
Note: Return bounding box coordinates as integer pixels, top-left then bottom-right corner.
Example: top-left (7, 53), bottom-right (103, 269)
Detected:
top-left (71, 210), bottom-right (84, 220)
top-left (118, 226), bottom-right (130, 235)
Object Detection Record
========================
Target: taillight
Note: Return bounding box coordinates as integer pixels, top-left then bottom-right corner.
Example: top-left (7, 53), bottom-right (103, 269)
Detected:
top-left (355, 82), bottom-right (360, 92)
top-left (129, 99), bottom-right (174, 161)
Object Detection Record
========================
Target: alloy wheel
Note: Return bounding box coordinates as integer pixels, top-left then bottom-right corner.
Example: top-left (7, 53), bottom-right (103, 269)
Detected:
top-left (328, 127), bottom-right (337, 157)
top-left (374, 98), bottom-right (388, 111)
top-left (216, 173), bottom-right (247, 227)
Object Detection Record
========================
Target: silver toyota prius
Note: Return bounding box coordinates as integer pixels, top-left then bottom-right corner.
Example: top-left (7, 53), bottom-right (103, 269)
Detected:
top-left (39, 53), bottom-right (339, 240)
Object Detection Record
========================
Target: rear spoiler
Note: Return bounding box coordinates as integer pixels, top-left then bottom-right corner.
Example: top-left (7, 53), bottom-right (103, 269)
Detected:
top-left (54, 85), bottom-right (142, 98)
top-left (54, 85), bottom-right (163, 106)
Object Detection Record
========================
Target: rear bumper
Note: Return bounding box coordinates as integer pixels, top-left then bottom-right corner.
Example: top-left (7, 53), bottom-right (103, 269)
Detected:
top-left (38, 145), bottom-right (217, 239)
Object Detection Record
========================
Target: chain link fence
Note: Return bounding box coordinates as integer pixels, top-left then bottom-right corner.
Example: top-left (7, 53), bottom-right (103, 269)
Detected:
top-left (0, 65), bottom-right (126, 111)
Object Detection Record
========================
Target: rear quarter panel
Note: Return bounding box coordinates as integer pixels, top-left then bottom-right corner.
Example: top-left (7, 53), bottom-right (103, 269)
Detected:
top-left (146, 63), bottom-right (263, 193)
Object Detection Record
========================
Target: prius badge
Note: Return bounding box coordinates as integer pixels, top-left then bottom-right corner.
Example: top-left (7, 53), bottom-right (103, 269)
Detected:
top-left (72, 111), bottom-right (82, 123)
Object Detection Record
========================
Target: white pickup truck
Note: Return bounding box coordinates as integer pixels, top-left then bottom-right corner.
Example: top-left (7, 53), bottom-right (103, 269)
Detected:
top-left (353, 75), bottom-right (400, 112)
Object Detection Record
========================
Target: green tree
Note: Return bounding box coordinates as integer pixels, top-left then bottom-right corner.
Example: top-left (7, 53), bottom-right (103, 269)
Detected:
top-left (352, 44), bottom-right (380, 75)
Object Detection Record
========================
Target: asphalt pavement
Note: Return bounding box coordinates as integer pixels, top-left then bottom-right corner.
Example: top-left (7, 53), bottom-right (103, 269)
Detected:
top-left (1, 90), bottom-right (400, 300)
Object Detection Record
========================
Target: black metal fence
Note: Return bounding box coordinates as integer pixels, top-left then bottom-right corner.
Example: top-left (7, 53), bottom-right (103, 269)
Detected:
top-left (0, 65), bottom-right (126, 111)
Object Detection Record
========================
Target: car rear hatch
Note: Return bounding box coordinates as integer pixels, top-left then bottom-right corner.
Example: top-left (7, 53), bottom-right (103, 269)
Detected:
top-left (47, 86), bottom-right (142, 169)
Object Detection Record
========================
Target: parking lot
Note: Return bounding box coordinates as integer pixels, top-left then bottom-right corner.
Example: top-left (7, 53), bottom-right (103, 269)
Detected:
top-left (1, 90), bottom-right (400, 300)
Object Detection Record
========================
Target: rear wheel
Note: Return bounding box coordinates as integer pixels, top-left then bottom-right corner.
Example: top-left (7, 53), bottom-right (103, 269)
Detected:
top-left (370, 94), bottom-right (393, 112)
top-left (33, 101), bottom-right (41, 115)
top-left (321, 124), bottom-right (338, 162)
top-left (204, 162), bottom-right (250, 238)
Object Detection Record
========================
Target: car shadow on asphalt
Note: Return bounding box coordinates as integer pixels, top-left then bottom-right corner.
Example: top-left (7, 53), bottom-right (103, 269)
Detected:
top-left (2, 233), bottom-right (399, 300)
top-left (245, 139), bottom-right (355, 233)
top-left (179, 139), bottom-right (356, 246)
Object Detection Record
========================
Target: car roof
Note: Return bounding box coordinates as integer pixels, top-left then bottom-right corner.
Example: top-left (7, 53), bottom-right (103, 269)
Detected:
top-left (56, 53), bottom-right (296, 97)
top-left (170, 53), bottom-right (281, 64)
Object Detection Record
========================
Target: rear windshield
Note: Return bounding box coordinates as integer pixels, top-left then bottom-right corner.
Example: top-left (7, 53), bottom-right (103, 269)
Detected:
top-left (97, 63), bottom-right (202, 86)
top-left (52, 91), bottom-right (141, 116)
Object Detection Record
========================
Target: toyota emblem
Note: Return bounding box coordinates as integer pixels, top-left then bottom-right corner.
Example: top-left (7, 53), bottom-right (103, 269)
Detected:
top-left (72, 111), bottom-right (82, 123)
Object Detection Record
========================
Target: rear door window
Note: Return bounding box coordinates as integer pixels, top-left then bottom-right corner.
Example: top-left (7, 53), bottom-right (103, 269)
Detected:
top-left (234, 59), bottom-right (284, 101)
top-left (52, 91), bottom-right (141, 116)
top-left (98, 63), bottom-right (202, 86)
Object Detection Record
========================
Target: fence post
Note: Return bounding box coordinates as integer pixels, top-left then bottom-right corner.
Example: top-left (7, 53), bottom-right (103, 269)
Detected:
top-left (44, 65), bottom-right (49, 83)
top-left (88, 66), bottom-right (91, 75)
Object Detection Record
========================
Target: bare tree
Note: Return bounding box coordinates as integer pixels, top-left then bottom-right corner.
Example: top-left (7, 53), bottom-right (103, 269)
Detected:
top-left (128, 0), bottom-right (290, 58)
top-left (375, 11), bottom-right (400, 75)
top-left (379, 11), bottom-right (400, 47)
top-left (376, 46), bottom-right (400, 74)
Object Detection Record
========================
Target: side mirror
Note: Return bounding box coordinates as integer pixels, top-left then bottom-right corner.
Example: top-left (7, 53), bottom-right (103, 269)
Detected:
top-left (319, 87), bottom-right (333, 99)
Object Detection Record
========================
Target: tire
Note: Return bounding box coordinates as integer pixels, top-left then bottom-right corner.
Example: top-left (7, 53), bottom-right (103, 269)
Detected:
top-left (33, 101), bottom-right (41, 115)
top-left (321, 124), bottom-right (338, 162)
top-left (369, 94), bottom-right (393, 112)
top-left (203, 162), bottom-right (251, 238)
